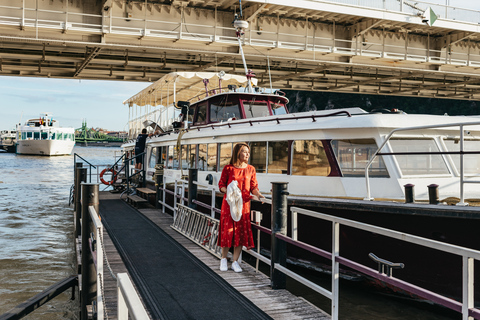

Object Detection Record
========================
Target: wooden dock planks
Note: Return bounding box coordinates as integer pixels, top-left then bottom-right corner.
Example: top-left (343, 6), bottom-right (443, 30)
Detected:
top-left (97, 192), bottom-right (330, 320)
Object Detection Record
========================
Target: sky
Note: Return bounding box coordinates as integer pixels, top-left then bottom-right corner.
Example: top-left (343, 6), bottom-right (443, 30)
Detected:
top-left (0, 77), bottom-right (146, 132)
top-left (0, 0), bottom-right (479, 132)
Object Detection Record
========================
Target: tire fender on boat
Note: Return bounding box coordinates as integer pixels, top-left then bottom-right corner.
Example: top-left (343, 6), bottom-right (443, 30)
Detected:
top-left (100, 168), bottom-right (117, 185)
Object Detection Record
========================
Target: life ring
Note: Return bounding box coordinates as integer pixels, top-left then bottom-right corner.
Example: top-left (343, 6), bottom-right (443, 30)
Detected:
top-left (100, 168), bottom-right (117, 185)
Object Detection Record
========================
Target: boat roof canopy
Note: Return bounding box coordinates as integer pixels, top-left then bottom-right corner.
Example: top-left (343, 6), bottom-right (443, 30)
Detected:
top-left (123, 72), bottom-right (258, 108)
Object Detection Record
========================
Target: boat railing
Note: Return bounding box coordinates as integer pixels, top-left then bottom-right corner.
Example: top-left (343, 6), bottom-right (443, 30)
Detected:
top-left (88, 205), bottom-right (149, 320)
top-left (364, 121), bottom-right (480, 205)
top-left (167, 177), bottom-right (480, 320)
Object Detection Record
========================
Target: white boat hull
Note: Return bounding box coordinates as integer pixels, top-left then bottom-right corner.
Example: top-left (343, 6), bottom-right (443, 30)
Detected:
top-left (16, 140), bottom-right (75, 156)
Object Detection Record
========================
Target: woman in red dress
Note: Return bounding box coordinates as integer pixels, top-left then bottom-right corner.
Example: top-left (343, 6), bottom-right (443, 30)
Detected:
top-left (218, 143), bottom-right (264, 272)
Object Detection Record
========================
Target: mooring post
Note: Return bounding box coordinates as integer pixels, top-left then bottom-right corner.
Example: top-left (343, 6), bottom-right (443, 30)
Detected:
top-left (155, 164), bottom-right (164, 209)
top-left (73, 163), bottom-right (83, 212)
top-left (404, 183), bottom-right (415, 203)
top-left (428, 184), bottom-right (439, 204)
top-left (75, 167), bottom-right (87, 238)
top-left (188, 168), bottom-right (198, 209)
top-left (271, 182), bottom-right (289, 289)
top-left (81, 183), bottom-right (99, 320)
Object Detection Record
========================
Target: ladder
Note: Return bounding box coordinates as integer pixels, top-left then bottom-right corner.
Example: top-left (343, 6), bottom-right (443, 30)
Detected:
top-left (171, 204), bottom-right (222, 258)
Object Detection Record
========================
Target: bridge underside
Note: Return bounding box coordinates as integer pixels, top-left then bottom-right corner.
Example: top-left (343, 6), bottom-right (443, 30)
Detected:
top-left (2, 0), bottom-right (480, 100)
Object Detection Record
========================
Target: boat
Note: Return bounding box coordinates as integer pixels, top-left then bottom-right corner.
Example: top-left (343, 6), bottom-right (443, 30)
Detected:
top-left (0, 129), bottom-right (16, 152)
top-left (117, 19), bottom-right (480, 309)
top-left (15, 113), bottom-right (75, 156)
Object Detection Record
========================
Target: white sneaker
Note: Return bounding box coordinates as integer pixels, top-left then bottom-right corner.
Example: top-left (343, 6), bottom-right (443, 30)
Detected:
top-left (220, 258), bottom-right (228, 272)
top-left (231, 261), bottom-right (242, 273)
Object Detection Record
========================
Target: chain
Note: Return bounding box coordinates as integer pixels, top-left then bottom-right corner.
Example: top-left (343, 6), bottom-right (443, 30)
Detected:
top-left (98, 272), bottom-right (109, 320)
top-left (100, 228), bottom-right (117, 281)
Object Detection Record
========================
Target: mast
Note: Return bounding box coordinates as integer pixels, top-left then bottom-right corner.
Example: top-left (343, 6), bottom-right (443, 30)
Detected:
top-left (233, 18), bottom-right (253, 93)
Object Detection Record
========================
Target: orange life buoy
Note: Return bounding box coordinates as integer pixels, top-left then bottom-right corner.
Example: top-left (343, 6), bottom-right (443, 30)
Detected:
top-left (100, 168), bottom-right (117, 185)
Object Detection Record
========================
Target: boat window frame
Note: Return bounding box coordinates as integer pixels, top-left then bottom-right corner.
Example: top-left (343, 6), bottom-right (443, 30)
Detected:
top-left (193, 102), bottom-right (208, 126)
top-left (389, 137), bottom-right (451, 177)
top-left (208, 96), bottom-right (241, 124)
top-left (240, 98), bottom-right (271, 119)
top-left (330, 138), bottom-right (387, 178)
top-left (290, 139), bottom-right (336, 177)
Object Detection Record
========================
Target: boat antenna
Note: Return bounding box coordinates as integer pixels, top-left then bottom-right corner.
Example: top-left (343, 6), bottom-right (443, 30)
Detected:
top-left (233, 15), bottom-right (253, 93)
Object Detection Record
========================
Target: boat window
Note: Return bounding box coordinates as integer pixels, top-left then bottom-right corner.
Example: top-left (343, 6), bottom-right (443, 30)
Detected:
top-left (271, 102), bottom-right (287, 116)
top-left (34, 132), bottom-right (40, 140)
top-left (331, 139), bottom-right (388, 177)
top-left (243, 101), bottom-right (269, 119)
top-left (207, 143), bottom-right (217, 171)
top-left (188, 144), bottom-right (196, 169)
top-left (219, 143), bottom-right (233, 171)
top-left (198, 144), bottom-right (207, 171)
top-left (56, 133), bottom-right (62, 140)
top-left (444, 139), bottom-right (480, 175)
top-left (292, 140), bottom-right (331, 176)
top-left (149, 147), bottom-right (158, 169)
top-left (268, 141), bottom-right (289, 174)
top-left (180, 145), bottom-right (189, 170)
top-left (390, 139), bottom-right (449, 176)
top-left (194, 102), bottom-right (208, 125)
top-left (210, 101), bottom-right (240, 123)
top-left (40, 132), bottom-right (47, 140)
top-left (249, 141), bottom-right (266, 173)
top-left (167, 145), bottom-right (175, 169)
top-left (159, 146), bottom-right (167, 165)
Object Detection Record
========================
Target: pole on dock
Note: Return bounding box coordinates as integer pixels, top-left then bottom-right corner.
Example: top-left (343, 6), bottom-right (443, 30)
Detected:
top-left (188, 168), bottom-right (198, 210)
top-left (81, 183), bottom-right (99, 320)
top-left (428, 184), bottom-right (439, 204)
top-left (404, 184), bottom-right (415, 203)
top-left (155, 164), bottom-right (164, 209)
top-left (75, 167), bottom-right (87, 237)
top-left (270, 182), bottom-right (288, 290)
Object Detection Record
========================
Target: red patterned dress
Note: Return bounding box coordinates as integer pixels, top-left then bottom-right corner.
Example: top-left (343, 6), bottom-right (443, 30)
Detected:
top-left (217, 164), bottom-right (258, 249)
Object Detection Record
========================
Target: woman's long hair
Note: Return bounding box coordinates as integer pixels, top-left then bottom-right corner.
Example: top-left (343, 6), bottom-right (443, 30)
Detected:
top-left (230, 143), bottom-right (250, 166)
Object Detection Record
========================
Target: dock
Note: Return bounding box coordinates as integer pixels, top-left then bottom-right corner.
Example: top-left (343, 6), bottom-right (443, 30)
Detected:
top-left (97, 191), bottom-right (329, 320)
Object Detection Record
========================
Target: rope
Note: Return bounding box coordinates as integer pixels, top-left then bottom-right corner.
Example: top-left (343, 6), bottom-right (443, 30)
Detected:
top-left (98, 272), bottom-right (109, 320)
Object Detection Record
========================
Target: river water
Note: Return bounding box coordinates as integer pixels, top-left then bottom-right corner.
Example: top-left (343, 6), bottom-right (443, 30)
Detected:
top-left (0, 146), bottom-right (119, 320)
top-left (0, 146), bottom-right (460, 319)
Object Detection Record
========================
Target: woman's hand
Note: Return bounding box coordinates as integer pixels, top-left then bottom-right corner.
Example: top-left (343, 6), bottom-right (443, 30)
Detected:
top-left (251, 194), bottom-right (265, 203)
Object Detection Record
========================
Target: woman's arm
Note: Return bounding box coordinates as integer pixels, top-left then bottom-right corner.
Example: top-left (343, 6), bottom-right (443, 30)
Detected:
top-left (251, 188), bottom-right (265, 201)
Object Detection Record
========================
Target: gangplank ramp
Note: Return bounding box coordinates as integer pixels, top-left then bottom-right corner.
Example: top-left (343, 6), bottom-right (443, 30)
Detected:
top-left (99, 198), bottom-right (272, 320)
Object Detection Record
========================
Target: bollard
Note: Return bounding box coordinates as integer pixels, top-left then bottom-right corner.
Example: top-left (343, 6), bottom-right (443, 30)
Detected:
top-left (155, 164), bottom-right (164, 209)
top-left (271, 182), bottom-right (289, 290)
top-left (81, 183), bottom-right (99, 320)
top-left (75, 167), bottom-right (87, 237)
top-left (404, 184), bottom-right (415, 203)
top-left (428, 184), bottom-right (439, 204)
top-left (188, 168), bottom-right (198, 210)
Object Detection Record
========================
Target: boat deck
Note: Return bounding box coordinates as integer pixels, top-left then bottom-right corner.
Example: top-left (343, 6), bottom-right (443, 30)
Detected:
top-left (98, 191), bottom-right (330, 320)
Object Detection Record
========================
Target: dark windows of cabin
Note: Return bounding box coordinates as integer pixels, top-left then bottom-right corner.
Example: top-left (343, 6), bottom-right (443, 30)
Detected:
top-left (219, 143), bottom-right (233, 171)
top-left (188, 144), bottom-right (196, 169)
top-left (149, 147), bottom-right (158, 169)
top-left (195, 102), bottom-right (208, 125)
top-left (157, 138), bottom-right (389, 178)
top-left (180, 145), bottom-right (188, 169)
top-left (444, 138), bottom-right (480, 175)
top-left (331, 139), bottom-right (389, 177)
top-left (268, 141), bottom-right (289, 174)
top-left (207, 143), bottom-right (217, 171)
top-left (210, 97), bottom-right (240, 123)
top-left (198, 144), bottom-right (207, 171)
top-left (250, 141), bottom-right (266, 173)
top-left (292, 140), bottom-right (332, 176)
top-left (242, 100), bottom-right (269, 119)
top-left (390, 139), bottom-right (449, 176)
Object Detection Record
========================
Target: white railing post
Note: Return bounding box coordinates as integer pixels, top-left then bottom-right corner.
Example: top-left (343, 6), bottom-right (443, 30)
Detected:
top-left (459, 125), bottom-right (466, 205)
top-left (291, 210), bottom-right (298, 241)
top-left (462, 256), bottom-right (474, 320)
top-left (117, 273), bottom-right (149, 320)
top-left (331, 222), bottom-right (340, 320)
top-left (211, 187), bottom-right (216, 218)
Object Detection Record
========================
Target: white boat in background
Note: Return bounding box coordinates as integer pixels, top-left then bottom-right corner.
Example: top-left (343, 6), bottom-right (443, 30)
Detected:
top-left (16, 113), bottom-right (75, 156)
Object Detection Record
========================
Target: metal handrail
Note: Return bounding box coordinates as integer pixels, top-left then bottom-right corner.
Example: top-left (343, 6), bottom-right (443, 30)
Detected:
top-left (364, 121), bottom-right (480, 204)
